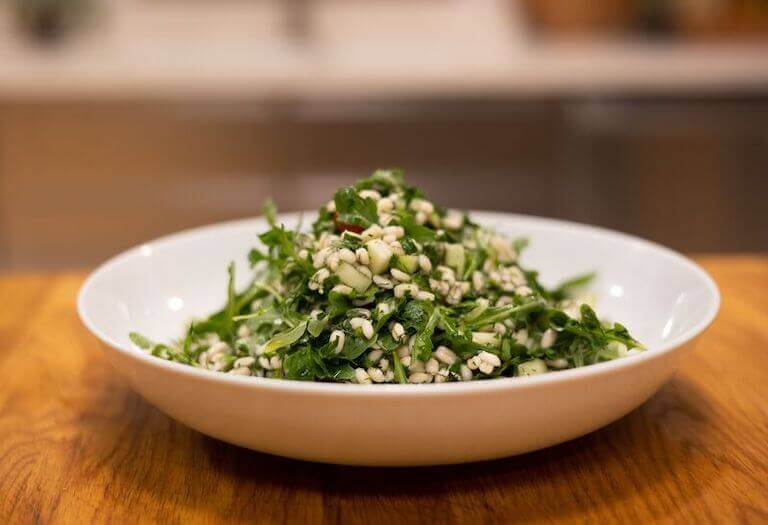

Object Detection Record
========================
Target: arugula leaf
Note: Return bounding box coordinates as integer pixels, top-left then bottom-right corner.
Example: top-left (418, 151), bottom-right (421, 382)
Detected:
top-left (463, 300), bottom-right (489, 324)
top-left (241, 282), bottom-right (283, 306)
top-left (129, 332), bottom-right (153, 350)
top-left (376, 332), bottom-right (400, 353)
top-left (579, 304), bottom-right (601, 330)
top-left (356, 168), bottom-right (405, 192)
top-left (339, 333), bottom-right (372, 360)
top-left (248, 248), bottom-right (268, 266)
top-left (545, 308), bottom-right (571, 329)
top-left (463, 300), bottom-right (546, 330)
top-left (220, 262), bottom-right (237, 341)
top-left (604, 322), bottom-right (644, 349)
top-left (399, 237), bottom-right (420, 254)
top-left (513, 238), bottom-right (529, 254)
top-left (307, 316), bottom-right (328, 338)
top-left (402, 185), bottom-right (424, 207)
top-left (283, 346), bottom-right (320, 380)
top-left (409, 304), bottom-right (440, 362)
top-left (520, 269), bottom-right (551, 300)
top-left (334, 187), bottom-right (378, 228)
top-left (319, 361), bottom-right (357, 382)
top-left (259, 226), bottom-right (295, 257)
top-left (462, 248), bottom-right (484, 281)
top-left (260, 321), bottom-right (308, 355)
top-left (263, 198), bottom-right (278, 227)
top-left (554, 304), bottom-right (642, 365)
top-left (130, 332), bottom-right (192, 364)
top-left (340, 234), bottom-right (363, 251)
top-left (550, 272), bottom-right (595, 301)
top-left (326, 291), bottom-right (352, 319)
top-left (392, 350), bottom-right (408, 384)
top-left (183, 324), bottom-right (195, 355)
top-left (400, 300), bottom-right (433, 332)
top-left (437, 309), bottom-right (468, 341)
top-left (232, 306), bottom-right (274, 322)
top-left (397, 212), bottom-right (436, 243)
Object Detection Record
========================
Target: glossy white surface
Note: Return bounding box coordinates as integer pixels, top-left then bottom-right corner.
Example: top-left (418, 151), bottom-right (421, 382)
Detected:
top-left (78, 212), bottom-right (719, 466)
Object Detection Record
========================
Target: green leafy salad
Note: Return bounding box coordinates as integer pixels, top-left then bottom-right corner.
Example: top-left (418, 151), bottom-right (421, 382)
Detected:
top-left (130, 170), bottom-right (643, 384)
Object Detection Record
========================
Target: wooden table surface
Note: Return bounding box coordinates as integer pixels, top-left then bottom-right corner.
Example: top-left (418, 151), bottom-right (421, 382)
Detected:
top-left (1, 255), bottom-right (767, 524)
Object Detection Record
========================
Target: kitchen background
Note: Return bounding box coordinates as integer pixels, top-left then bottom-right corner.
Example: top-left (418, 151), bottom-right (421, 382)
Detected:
top-left (1, 0), bottom-right (767, 271)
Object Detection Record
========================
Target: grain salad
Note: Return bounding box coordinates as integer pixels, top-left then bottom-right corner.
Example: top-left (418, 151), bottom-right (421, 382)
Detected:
top-left (130, 170), bottom-right (643, 383)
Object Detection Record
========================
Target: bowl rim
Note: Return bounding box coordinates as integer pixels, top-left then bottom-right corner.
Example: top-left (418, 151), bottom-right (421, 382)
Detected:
top-left (77, 210), bottom-right (720, 397)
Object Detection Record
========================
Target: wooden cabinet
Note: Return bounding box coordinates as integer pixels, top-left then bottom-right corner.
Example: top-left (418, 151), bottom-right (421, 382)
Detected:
top-left (1, 99), bottom-right (767, 270)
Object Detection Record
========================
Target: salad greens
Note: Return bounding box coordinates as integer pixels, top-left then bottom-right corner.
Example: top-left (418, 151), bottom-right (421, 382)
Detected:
top-left (131, 169), bottom-right (643, 383)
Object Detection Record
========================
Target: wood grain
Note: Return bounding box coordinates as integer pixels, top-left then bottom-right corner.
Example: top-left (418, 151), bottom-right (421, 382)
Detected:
top-left (1, 256), bottom-right (767, 524)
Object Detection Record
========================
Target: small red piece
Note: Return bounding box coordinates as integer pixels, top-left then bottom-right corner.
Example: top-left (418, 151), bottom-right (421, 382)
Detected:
top-left (333, 212), bottom-right (364, 234)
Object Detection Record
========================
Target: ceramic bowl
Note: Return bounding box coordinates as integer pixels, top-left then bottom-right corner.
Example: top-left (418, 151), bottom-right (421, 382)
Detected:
top-left (78, 212), bottom-right (719, 466)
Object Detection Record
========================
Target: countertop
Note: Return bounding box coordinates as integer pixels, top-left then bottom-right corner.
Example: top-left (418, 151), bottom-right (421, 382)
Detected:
top-left (2, 1), bottom-right (768, 100)
top-left (1, 255), bottom-right (767, 523)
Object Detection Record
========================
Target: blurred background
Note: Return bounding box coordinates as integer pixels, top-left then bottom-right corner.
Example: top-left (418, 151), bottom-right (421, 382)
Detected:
top-left (1, 0), bottom-right (767, 271)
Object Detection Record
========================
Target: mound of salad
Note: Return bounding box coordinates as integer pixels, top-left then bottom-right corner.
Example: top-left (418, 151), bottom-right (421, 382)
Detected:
top-left (130, 170), bottom-right (643, 384)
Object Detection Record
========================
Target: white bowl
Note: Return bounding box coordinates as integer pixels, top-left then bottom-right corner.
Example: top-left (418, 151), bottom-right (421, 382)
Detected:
top-left (78, 212), bottom-right (719, 466)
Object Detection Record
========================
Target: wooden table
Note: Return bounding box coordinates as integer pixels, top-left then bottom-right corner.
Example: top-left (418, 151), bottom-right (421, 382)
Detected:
top-left (1, 256), bottom-right (767, 524)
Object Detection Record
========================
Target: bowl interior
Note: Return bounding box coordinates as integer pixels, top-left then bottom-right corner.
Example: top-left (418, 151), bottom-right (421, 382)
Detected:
top-left (79, 212), bottom-right (719, 356)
